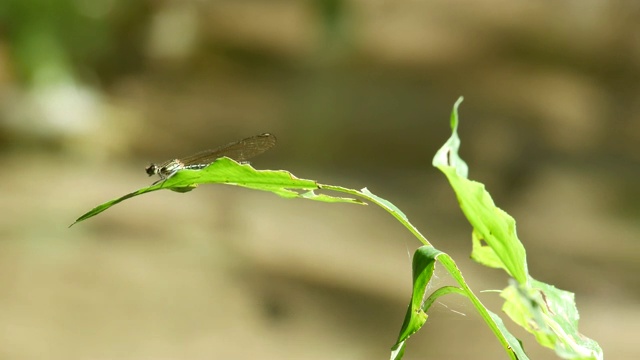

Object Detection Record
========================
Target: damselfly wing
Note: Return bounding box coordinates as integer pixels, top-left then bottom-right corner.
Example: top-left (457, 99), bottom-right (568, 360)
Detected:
top-left (146, 133), bottom-right (276, 183)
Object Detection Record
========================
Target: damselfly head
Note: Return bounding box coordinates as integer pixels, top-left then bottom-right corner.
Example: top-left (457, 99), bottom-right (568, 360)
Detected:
top-left (145, 164), bottom-right (159, 176)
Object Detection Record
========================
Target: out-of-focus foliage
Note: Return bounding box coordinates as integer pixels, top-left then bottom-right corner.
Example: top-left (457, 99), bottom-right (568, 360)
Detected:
top-left (0, 0), bottom-right (148, 85)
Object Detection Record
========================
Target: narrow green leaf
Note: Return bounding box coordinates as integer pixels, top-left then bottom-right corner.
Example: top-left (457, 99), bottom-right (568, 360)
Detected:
top-left (391, 246), bottom-right (439, 360)
top-left (432, 96), bottom-right (468, 178)
top-left (70, 186), bottom-right (162, 226)
top-left (357, 187), bottom-right (430, 246)
top-left (71, 157), bottom-right (361, 226)
top-left (486, 310), bottom-right (528, 360)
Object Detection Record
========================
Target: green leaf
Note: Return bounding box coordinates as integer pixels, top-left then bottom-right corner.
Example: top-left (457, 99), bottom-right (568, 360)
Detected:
top-left (502, 279), bottom-right (603, 360)
top-left (391, 246), bottom-right (438, 358)
top-left (71, 157), bottom-right (363, 226)
top-left (433, 97), bottom-right (602, 359)
top-left (471, 228), bottom-right (506, 269)
top-left (433, 96), bottom-right (528, 283)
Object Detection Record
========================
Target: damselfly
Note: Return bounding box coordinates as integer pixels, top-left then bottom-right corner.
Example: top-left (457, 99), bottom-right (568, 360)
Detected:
top-left (145, 133), bottom-right (277, 184)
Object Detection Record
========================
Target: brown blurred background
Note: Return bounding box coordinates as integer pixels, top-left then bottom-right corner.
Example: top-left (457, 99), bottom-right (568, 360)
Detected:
top-left (0, 1), bottom-right (638, 359)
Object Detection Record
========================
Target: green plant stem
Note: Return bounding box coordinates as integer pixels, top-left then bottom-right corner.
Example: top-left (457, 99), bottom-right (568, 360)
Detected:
top-left (321, 183), bottom-right (518, 360)
top-left (319, 184), bottom-right (431, 246)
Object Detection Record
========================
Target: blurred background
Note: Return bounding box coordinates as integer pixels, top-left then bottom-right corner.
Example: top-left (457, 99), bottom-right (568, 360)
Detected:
top-left (0, 0), bottom-right (638, 359)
